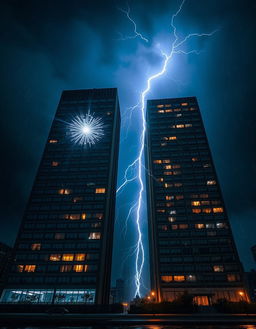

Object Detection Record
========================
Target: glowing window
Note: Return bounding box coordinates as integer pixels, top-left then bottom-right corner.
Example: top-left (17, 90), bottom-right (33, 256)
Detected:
top-left (179, 224), bottom-right (188, 229)
top-left (176, 124), bottom-right (184, 128)
top-left (191, 201), bottom-right (200, 206)
top-left (186, 275), bottom-right (196, 282)
top-left (24, 265), bottom-right (36, 272)
top-left (31, 243), bottom-right (41, 251)
top-left (201, 201), bottom-right (210, 205)
top-left (203, 163), bottom-right (211, 168)
top-left (213, 265), bottom-right (224, 272)
top-left (164, 171), bottom-right (173, 176)
top-left (75, 253), bottom-right (86, 261)
top-left (62, 254), bottom-right (74, 261)
top-left (207, 180), bottom-right (216, 185)
top-left (164, 183), bottom-right (172, 188)
top-left (172, 225), bottom-right (178, 230)
top-left (165, 109), bottom-right (172, 112)
top-left (161, 225), bottom-right (168, 231)
top-left (96, 213), bottom-right (103, 219)
top-left (161, 275), bottom-right (172, 282)
top-left (170, 210), bottom-right (176, 215)
top-left (157, 209), bottom-right (165, 213)
top-left (49, 139), bottom-right (58, 143)
top-left (192, 157), bottom-right (198, 162)
top-left (165, 195), bottom-right (174, 200)
top-left (165, 165), bottom-right (172, 169)
top-left (174, 275), bottom-right (185, 281)
top-left (157, 178), bottom-right (164, 182)
top-left (60, 265), bottom-right (72, 272)
top-left (161, 143), bottom-right (167, 146)
top-left (169, 136), bottom-right (177, 140)
top-left (153, 160), bottom-right (162, 164)
top-left (88, 232), bottom-right (101, 240)
top-left (213, 207), bottom-right (224, 213)
top-left (173, 164), bottom-right (181, 169)
top-left (181, 103), bottom-right (188, 106)
top-left (216, 222), bottom-right (227, 228)
top-left (17, 265), bottom-right (24, 272)
top-left (206, 223), bottom-right (215, 228)
top-left (195, 223), bottom-right (205, 229)
top-left (73, 265), bottom-right (84, 272)
top-left (158, 109), bottom-right (164, 113)
top-left (175, 183), bottom-right (182, 187)
top-left (192, 208), bottom-right (201, 214)
top-left (51, 161), bottom-right (59, 167)
top-left (58, 189), bottom-right (72, 195)
top-left (81, 213), bottom-right (87, 220)
top-left (227, 274), bottom-right (237, 282)
top-left (157, 105), bottom-right (164, 108)
top-left (174, 108), bottom-right (181, 112)
top-left (176, 113), bottom-right (182, 117)
top-left (163, 160), bottom-right (171, 163)
top-left (95, 188), bottom-right (106, 194)
top-left (69, 214), bottom-right (80, 220)
top-left (55, 233), bottom-right (65, 240)
top-left (50, 254), bottom-right (61, 261)
top-left (185, 124), bottom-right (192, 127)
top-left (168, 217), bottom-right (176, 222)
top-left (203, 208), bottom-right (212, 213)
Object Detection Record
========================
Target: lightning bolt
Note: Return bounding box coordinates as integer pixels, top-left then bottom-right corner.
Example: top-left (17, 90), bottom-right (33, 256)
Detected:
top-left (117, 0), bottom-right (218, 297)
top-left (118, 3), bottom-right (149, 42)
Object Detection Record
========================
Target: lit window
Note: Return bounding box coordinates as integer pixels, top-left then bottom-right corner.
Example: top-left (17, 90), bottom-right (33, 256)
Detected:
top-left (161, 225), bottom-right (168, 231)
top-left (55, 233), bottom-right (65, 240)
top-left (161, 275), bottom-right (172, 282)
top-left (96, 213), bottom-right (103, 219)
top-left (51, 161), bottom-right (59, 167)
top-left (75, 253), bottom-right (86, 261)
top-left (157, 178), bottom-right (164, 182)
top-left (181, 103), bottom-right (188, 106)
top-left (95, 188), bottom-right (106, 194)
top-left (173, 164), bottom-right (181, 169)
top-left (213, 207), bottom-right (224, 213)
top-left (161, 142), bottom-right (167, 146)
top-left (203, 163), bottom-right (211, 168)
top-left (164, 183), bottom-right (172, 188)
top-left (158, 110), bottom-right (164, 113)
top-left (206, 223), bottom-right (215, 228)
top-left (62, 254), bottom-right (74, 261)
top-left (50, 254), bottom-right (61, 261)
top-left (73, 265), bottom-right (84, 272)
top-left (227, 274), bottom-right (237, 282)
top-left (207, 180), bottom-right (216, 185)
top-left (192, 209), bottom-right (201, 214)
top-left (195, 223), bottom-right (205, 229)
top-left (168, 217), bottom-right (176, 222)
top-left (191, 201), bottom-right (200, 206)
top-left (186, 275), bottom-right (196, 281)
top-left (165, 104), bottom-right (171, 108)
top-left (88, 232), bottom-right (101, 240)
top-left (157, 209), bottom-right (165, 213)
top-left (166, 195), bottom-right (174, 200)
top-left (202, 208), bottom-right (212, 213)
top-left (69, 214), bottom-right (80, 220)
top-left (31, 243), bottom-right (41, 250)
top-left (172, 225), bottom-right (178, 230)
top-left (176, 113), bottom-right (182, 117)
top-left (176, 124), bottom-right (184, 128)
top-left (169, 136), bottom-right (177, 140)
top-left (163, 160), bottom-right (171, 163)
top-left (201, 201), bottom-right (210, 205)
top-left (179, 224), bottom-right (188, 229)
top-left (165, 109), bottom-right (172, 113)
top-left (157, 105), bottom-right (164, 108)
top-left (175, 183), bottom-right (182, 187)
top-left (60, 265), bottom-right (72, 272)
top-left (213, 265), bottom-right (224, 272)
top-left (49, 139), bottom-right (58, 143)
top-left (81, 213), bottom-right (87, 220)
top-left (185, 124), bottom-right (192, 127)
top-left (58, 189), bottom-right (72, 195)
top-left (164, 171), bottom-right (172, 175)
top-left (174, 108), bottom-right (181, 112)
top-left (165, 165), bottom-right (172, 169)
top-left (170, 210), bottom-right (176, 215)
top-left (216, 222), bottom-right (227, 229)
top-left (174, 275), bottom-right (185, 281)
top-left (24, 265), bottom-right (36, 272)
top-left (153, 160), bottom-right (162, 164)
top-left (192, 157), bottom-right (198, 162)
top-left (17, 265), bottom-right (24, 272)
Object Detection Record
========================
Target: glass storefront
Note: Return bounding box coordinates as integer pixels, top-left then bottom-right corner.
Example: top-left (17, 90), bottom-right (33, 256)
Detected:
top-left (54, 289), bottom-right (95, 304)
top-left (0, 289), bottom-right (54, 303)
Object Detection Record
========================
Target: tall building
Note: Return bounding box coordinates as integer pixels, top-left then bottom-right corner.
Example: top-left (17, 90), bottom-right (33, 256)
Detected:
top-left (1, 88), bottom-right (120, 305)
top-left (0, 242), bottom-right (13, 293)
top-left (145, 96), bottom-right (248, 305)
top-left (252, 245), bottom-right (256, 263)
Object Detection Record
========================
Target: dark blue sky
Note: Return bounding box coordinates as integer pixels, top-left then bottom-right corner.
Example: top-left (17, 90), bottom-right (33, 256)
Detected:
top-left (0, 0), bottom-right (256, 298)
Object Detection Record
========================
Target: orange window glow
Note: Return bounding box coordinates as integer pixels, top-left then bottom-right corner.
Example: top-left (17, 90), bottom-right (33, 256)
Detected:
top-left (58, 189), bottom-right (72, 195)
top-left (60, 265), bottom-right (72, 272)
top-left (95, 188), bottom-right (106, 194)
top-left (174, 275), bottom-right (185, 281)
top-left (24, 265), bottom-right (36, 272)
top-left (195, 223), bottom-right (205, 229)
top-left (207, 180), bottom-right (216, 185)
top-left (181, 103), bottom-right (188, 106)
top-left (50, 254), bottom-right (61, 261)
top-left (213, 207), bottom-right (224, 213)
top-left (191, 201), bottom-right (200, 206)
top-left (51, 161), bottom-right (59, 167)
top-left (192, 208), bottom-right (201, 214)
top-left (153, 160), bottom-right (162, 164)
top-left (49, 139), bottom-right (58, 143)
top-left (169, 136), bottom-right (177, 140)
top-left (203, 208), bottom-right (212, 213)
top-left (213, 265), bottom-right (224, 272)
top-left (157, 105), bottom-right (164, 108)
top-left (62, 254), bottom-right (74, 261)
top-left (161, 275), bottom-right (172, 282)
top-left (17, 265), bottom-right (24, 272)
top-left (69, 214), bottom-right (80, 220)
top-left (31, 243), bottom-right (41, 250)
top-left (75, 253), bottom-right (86, 261)
top-left (73, 265), bottom-right (84, 272)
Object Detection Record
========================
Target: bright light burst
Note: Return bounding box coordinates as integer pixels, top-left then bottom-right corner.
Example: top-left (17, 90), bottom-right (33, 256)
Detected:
top-left (117, 0), bottom-right (218, 298)
top-left (68, 112), bottom-right (104, 146)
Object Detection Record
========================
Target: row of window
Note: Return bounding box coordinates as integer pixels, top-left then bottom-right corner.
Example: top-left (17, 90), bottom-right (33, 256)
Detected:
top-left (17, 264), bottom-right (97, 273)
top-left (161, 273), bottom-right (239, 283)
top-left (159, 222), bottom-right (228, 231)
top-left (20, 232), bottom-right (101, 240)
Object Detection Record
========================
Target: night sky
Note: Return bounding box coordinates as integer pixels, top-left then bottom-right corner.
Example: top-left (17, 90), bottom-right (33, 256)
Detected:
top-left (0, 0), bottom-right (256, 298)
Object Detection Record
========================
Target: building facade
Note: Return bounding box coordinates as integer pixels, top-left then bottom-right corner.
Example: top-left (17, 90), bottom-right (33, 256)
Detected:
top-left (252, 245), bottom-right (256, 263)
top-left (145, 96), bottom-right (248, 305)
top-left (0, 242), bottom-right (13, 293)
top-left (1, 88), bottom-right (120, 305)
